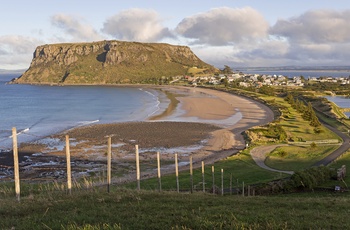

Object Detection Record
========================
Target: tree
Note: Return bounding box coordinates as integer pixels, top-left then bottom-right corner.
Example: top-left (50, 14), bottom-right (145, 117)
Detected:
top-left (221, 65), bottom-right (233, 74)
top-left (303, 102), bottom-right (321, 127)
top-left (259, 85), bottom-right (275, 96)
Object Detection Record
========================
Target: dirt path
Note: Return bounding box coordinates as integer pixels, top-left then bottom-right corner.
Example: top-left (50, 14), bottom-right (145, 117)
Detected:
top-left (249, 145), bottom-right (294, 175)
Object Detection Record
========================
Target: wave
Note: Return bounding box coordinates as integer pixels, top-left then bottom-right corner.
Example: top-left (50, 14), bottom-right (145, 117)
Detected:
top-left (77, 120), bottom-right (100, 126)
top-left (8, 128), bottom-right (30, 138)
top-left (138, 88), bottom-right (161, 117)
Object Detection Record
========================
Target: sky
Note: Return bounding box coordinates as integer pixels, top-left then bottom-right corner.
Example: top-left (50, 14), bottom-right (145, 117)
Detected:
top-left (1, 0), bottom-right (350, 70)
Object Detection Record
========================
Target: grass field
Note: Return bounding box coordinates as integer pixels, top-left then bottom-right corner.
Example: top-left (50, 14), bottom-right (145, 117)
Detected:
top-left (1, 186), bottom-right (350, 229)
top-left (265, 144), bottom-right (340, 171)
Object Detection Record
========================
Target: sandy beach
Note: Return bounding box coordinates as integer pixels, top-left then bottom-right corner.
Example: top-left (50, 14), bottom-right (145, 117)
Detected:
top-left (1, 86), bottom-right (274, 182)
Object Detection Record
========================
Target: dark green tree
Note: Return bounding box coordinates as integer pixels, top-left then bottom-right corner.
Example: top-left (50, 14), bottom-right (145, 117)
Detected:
top-left (221, 65), bottom-right (233, 74)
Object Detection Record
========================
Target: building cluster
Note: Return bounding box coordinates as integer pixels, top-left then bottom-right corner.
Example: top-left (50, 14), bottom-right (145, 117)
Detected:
top-left (178, 72), bottom-right (350, 87)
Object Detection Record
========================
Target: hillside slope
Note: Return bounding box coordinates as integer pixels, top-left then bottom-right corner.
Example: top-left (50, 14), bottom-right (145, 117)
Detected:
top-left (12, 40), bottom-right (217, 84)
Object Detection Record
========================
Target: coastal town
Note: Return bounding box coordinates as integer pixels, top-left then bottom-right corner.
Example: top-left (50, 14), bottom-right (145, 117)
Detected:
top-left (179, 71), bottom-right (350, 87)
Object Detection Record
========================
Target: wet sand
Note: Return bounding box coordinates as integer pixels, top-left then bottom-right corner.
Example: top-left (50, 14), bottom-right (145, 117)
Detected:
top-left (1, 86), bottom-right (274, 182)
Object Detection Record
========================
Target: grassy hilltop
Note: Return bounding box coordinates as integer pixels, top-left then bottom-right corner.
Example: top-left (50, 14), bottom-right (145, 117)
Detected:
top-left (11, 40), bottom-right (218, 85)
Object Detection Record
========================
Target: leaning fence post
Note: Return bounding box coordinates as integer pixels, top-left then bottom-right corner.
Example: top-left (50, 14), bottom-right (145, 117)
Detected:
top-left (221, 168), bottom-right (224, 196)
top-left (157, 152), bottom-right (162, 192)
top-left (175, 153), bottom-right (179, 193)
top-left (135, 145), bottom-right (140, 190)
top-left (202, 161), bottom-right (205, 192)
top-left (12, 127), bottom-right (20, 202)
top-left (190, 155), bottom-right (193, 193)
top-left (65, 135), bottom-right (72, 195)
top-left (212, 166), bottom-right (215, 194)
top-left (107, 136), bottom-right (112, 193)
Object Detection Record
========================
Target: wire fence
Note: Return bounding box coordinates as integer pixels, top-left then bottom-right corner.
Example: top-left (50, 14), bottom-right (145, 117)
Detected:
top-left (5, 128), bottom-right (257, 202)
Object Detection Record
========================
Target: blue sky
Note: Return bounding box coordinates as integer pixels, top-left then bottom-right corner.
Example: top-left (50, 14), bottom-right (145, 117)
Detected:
top-left (1, 0), bottom-right (350, 69)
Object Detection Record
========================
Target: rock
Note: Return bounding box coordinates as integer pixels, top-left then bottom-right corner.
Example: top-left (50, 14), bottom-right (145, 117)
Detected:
top-left (12, 40), bottom-right (218, 85)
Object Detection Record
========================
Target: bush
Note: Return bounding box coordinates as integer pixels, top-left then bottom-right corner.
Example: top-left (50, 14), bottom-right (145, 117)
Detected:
top-left (288, 166), bottom-right (332, 190)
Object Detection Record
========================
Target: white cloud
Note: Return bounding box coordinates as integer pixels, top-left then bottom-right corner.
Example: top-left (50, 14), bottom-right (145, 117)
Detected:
top-left (0, 35), bottom-right (43, 69)
top-left (51, 14), bottom-right (104, 42)
top-left (175, 7), bottom-right (269, 46)
top-left (271, 10), bottom-right (350, 43)
top-left (101, 8), bottom-right (173, 42)
top-left (267, 9), bottom-right (350, 66)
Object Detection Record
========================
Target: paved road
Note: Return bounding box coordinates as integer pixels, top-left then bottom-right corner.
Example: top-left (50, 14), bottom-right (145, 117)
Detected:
top-left (313, 124), bottom-right (350, 166)
top-left (250, 124), bottom-right (350, 174)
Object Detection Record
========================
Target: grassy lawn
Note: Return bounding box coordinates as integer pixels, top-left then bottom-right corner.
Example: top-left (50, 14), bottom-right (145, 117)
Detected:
top-left (261, 95), bottom-right (339, 142)
top-left (1, 186), bottom-right (350, 230)
top-left (265, 144), bottom-right (340, 171)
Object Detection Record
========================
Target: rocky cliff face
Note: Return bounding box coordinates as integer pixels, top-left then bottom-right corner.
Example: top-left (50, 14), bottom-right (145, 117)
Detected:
top-left (13, 40), bottom-right (217, 84)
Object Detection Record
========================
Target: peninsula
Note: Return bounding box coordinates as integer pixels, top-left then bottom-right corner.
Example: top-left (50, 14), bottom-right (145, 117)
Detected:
top-left (11, 40), bottom-right (217, 85)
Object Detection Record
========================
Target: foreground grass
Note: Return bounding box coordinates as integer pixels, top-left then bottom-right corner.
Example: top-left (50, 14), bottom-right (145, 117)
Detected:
top-left (1, 187), bottom-right (350, 230)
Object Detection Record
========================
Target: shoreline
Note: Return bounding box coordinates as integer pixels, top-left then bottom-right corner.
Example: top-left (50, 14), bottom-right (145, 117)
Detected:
top-left (0, 85), bottom-right (274, 181)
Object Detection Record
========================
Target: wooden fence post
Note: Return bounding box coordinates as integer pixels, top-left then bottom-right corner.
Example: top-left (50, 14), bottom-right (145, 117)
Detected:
top-left (242, 181), bottom-right (245, 197)
top-left (135, 145), bottom-right (140, 191)
top-left (107, 136), bottom-right (112, 193)
top-left (202, 161), bottom-right (205, 192)
top-left (157, 152), bottom-right (161, 192)
top-left (229, 173), bottom-right (232, 195)
top-left (221, 168), bottom-right (224, 196)
top-left (190, 155), bottom-right (193, 193)
top-left (175, 153), bottom-right (179, 193)
top-left (12, 127), bottom-right (20, 202)
top-left (212, 166), bottom-right (215, 194)
top-left (65, 135), bottom-right (72, 195)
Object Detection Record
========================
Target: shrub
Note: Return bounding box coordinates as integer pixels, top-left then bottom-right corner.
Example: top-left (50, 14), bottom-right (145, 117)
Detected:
top-left (288, 166), bottom-right (332, 190)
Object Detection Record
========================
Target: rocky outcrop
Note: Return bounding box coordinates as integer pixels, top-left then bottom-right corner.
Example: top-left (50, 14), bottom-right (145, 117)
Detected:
top-left (13, 40), bottom-right (217, 84)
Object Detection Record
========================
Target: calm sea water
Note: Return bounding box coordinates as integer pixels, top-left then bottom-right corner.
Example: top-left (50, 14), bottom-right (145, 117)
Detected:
top-left (0, 74), bottom-right (166, 150)
top-left (325, 96), bottom-right (350, 118)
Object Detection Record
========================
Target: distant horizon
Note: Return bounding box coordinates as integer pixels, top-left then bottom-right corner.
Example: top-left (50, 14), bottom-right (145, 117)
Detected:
top-left (1, 65), bottom-right (350, 75)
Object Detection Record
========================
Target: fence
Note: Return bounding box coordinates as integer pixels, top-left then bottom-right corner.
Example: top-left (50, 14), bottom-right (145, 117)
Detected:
top-left (7, 127), bottom-right (256, 202)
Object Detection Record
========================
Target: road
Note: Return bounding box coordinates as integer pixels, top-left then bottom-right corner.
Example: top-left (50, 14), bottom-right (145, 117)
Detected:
top-left (250, 124), bottom-right (350, 174)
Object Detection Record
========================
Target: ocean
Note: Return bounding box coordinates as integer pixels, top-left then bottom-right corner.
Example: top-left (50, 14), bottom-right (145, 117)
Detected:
top-left (0, 74), bottom-right (167, 150)
top-left (324, 96), bottom-right (350, 118)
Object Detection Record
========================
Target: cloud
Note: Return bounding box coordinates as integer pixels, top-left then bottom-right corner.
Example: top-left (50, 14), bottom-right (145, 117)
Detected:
top-left (101, 8), bottom-right (173, 42)
top-left (0, 35), bottom-right (43, 69)
top-left (266, 9), bottom-right (350, 66)
top-left (175, 7), bottom-right (269, 46)
top-left (271, 10), bottom-right (350, 44)
top-left (51, 14), bottom-right (104, 42)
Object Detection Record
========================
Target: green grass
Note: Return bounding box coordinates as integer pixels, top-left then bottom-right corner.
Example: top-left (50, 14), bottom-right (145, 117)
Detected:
top-left (321, 149), bottom-right (350, 189)
top-left (126, 151), bottom-right (288, 192)
top-left (265, 145), bottom-right (340, 171)
top-left (261, 95), bottom-right (338, 142)
top-left (1, 186), bottom-right (350, 229)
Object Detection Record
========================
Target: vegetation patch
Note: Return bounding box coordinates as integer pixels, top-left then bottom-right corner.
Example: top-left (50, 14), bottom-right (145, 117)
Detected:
top-left (266, 145), bottom-right (340, 171)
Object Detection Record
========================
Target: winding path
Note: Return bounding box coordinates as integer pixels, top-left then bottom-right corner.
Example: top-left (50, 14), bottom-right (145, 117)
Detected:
top-left (250, 145), bottom-right (294, 175)
top-left (249, 123), bottom-right (350, 174)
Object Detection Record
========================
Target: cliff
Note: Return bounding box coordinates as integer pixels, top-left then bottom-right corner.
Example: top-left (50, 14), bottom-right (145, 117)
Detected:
top-left (12, 40), bottom-right (217, 84)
